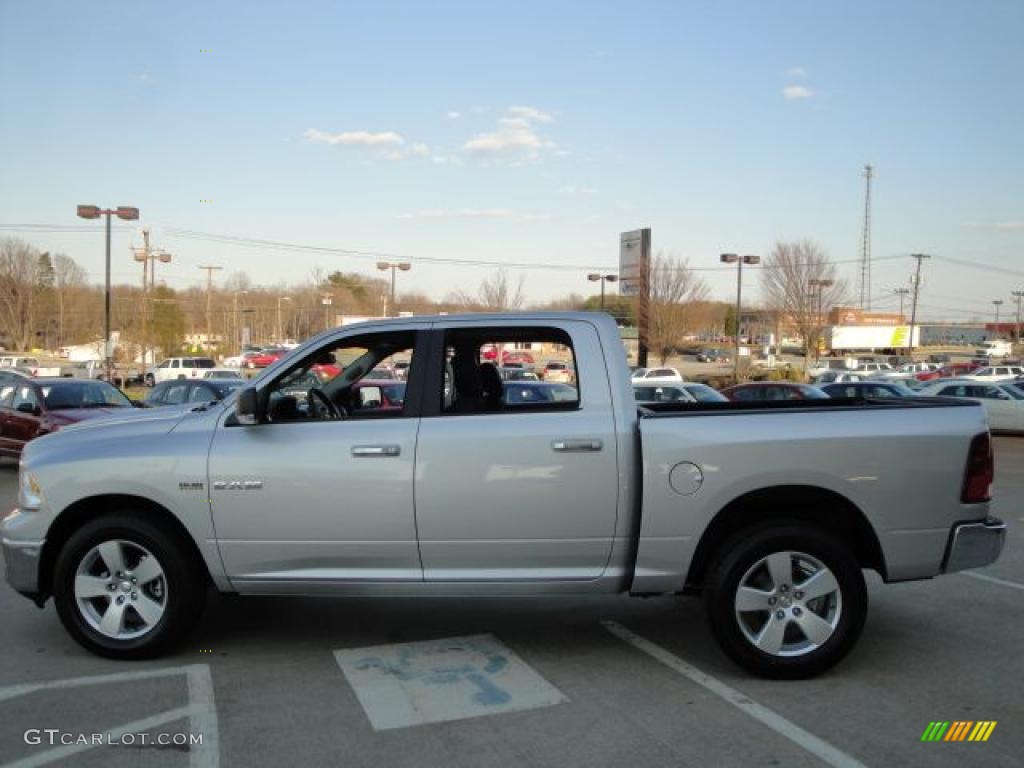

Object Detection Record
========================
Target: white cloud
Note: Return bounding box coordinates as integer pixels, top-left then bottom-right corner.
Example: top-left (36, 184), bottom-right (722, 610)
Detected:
top-left (463, 105), bottom-right (557, 160)
top-left (785, 66), bottom-right (807, 77)
top-left (963, 220), bottom-right (1024, 231)
top-left (398, 208), bottom-right (548, 221)
top-left (507, 105), bottom-right (553, 122)
top-left (447, 111), bottom-right (461, 119)
top-left (782, 85), bottom-right (814, 100)
top-left (304, 129), bottom-right (405, 147)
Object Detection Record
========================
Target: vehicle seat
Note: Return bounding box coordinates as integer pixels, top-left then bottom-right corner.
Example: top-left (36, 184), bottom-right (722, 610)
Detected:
top-left (268, 395), bottom-right (301, 422)
top-left (479, 362), bottom-right (503, 411)
top-left (451, 353), bottom-right (484, 413)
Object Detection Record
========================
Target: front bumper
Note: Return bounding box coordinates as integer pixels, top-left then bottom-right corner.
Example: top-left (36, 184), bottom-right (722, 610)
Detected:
top-left (942, 517), bottom-right (1007, 573)
top-left (1, 536), bottom-right (45, 599)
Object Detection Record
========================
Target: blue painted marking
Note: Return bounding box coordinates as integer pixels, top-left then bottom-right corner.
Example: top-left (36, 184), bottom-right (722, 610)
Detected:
top-left (354, 647), bottom-right (512, 705)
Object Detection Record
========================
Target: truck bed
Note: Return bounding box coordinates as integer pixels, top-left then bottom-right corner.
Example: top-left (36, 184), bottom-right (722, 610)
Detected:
top-left (638, 395), bottom-right (979, 417)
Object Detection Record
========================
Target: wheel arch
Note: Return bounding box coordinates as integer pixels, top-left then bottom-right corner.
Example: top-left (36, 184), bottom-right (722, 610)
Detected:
top-left (685, 484), bottom-right (886, 592)
top-left (39, 494), bottom-right (213, 600)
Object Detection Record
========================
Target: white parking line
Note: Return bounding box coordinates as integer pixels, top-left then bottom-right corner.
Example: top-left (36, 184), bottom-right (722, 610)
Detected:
top-left (0, 664), bottom-right (218, 768)
top-left (602, 621), bottom-right (868, 768)
top-left (961, 570), bottom-right (1024, 591)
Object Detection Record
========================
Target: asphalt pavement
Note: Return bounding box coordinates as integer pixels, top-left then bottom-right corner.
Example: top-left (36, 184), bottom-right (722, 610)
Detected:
top-left (0, 441), bottom-right (1021, 768)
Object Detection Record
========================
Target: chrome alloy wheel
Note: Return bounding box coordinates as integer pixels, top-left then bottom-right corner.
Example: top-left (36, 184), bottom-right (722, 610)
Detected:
top-left (73, 539), bottom-right (168, 640)
top-left (733, 550), bottom-right (842, 657)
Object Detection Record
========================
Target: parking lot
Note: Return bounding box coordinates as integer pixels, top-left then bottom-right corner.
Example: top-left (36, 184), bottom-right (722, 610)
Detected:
top-left (0, 442), bottom-right (1020, 768)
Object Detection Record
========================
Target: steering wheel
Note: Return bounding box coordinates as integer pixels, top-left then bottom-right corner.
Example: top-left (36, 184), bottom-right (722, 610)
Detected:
top-left (307, 388), bottom-right (345, 420)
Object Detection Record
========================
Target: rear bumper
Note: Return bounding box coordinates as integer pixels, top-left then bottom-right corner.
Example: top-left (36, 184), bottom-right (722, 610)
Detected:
top-left (1, 536), bottom-right (45, 600)
top-left (942, 517), bottom-right (1007, 573)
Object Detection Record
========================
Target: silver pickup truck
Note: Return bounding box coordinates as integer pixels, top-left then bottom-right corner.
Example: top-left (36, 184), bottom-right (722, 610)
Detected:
top-left (1, 313), bottom-right (1006, 677)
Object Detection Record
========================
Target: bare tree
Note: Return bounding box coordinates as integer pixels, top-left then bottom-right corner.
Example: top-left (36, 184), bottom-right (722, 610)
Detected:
top-left (450, 269), bottom-right (526, 312)
top-left (52, 253), bottom-right (87, 347)
top-left (647, 253), bottom-right (710, 364)
top-left (0, 238), bottom-right (45, 350)
top-left (760, 240), bottom-right (848, 363)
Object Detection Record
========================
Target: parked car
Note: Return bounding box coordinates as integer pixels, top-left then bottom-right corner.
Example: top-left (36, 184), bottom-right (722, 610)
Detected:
top-left (0, 378), bottom-right (142, 457)
top-left (820, 381), bottom-right (915, 399)
top-left (720, 382), bottom-right (831, 401)
top-left (875, 362), bottom-right (938, 380)
top-left (806, 358), bottom-right (849, 378)
top-left (202, 368), bottom-right (243, 379)
top-left (920, 361), bottom-right (983, 381)
top-left (812, 370), bottom-right (867, 385)
top-left (351, 380), bottom-right (407, 414)
top-left (634, 383), bottom-right (728, 405)
top-left (245, 348), bottom-right (289, 369)
top-left (917, 379), bottom-right (1024, 433)
top-left (541, 360), bottom-right (575, 384)
top-left (851, 362), bottom-right (894, 375)
top-left (144, 378), bottom-right (246, 407)
top-left (962, 365), bottom-right (1024, 382)
top-left (631, 366), bottom-right (683, 383)
top-left (499, 367), bottom-right (540, 381)
top-left (502, 380), bottom-right (578, 404)
top-left (145, 357), bottom-right (217, 386)
top-left (696, 348), bottom-right (729, 363)
top-left (392, 360), bottom-right (411, 380)
top-left (2, 312), bottom-right (1004, 680)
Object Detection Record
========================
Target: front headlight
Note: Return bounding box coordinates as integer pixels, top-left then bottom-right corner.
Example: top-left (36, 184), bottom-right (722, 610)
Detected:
top-left (18, 469), bottom-right (44, 510)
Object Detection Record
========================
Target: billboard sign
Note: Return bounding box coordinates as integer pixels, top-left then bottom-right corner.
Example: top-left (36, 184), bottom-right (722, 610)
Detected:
top-left (619, 229), bottom-right (648, 297)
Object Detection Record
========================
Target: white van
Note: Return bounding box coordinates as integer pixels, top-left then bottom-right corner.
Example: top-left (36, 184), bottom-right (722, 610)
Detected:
top-left (976, 340), bottom-right (1013, 358)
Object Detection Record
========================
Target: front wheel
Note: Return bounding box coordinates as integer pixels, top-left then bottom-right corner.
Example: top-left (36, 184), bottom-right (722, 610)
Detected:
top-left (703, 523), bottom-right (867, 679)
top-left (53, 514), bottom-right (207, 659)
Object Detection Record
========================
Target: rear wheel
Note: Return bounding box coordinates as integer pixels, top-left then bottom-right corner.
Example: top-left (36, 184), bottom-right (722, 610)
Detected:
top-left (53, 513), bottom-right (207, 659)
top-left (703, 523), bottom-right (867, 679)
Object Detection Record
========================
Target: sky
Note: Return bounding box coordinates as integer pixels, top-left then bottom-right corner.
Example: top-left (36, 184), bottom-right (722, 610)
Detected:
top-left (1, 1), bottom-right (1022, 322)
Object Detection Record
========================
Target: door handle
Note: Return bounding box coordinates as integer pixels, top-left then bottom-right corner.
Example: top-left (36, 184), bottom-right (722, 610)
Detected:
top-left (351, 445), bottom-right (401, 457)
top-left (551, 439), bottom-right (603, 452)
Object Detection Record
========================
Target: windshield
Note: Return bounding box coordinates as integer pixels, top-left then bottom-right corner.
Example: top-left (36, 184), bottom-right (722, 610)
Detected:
top-left (41, 381), bottom-right (133, 409)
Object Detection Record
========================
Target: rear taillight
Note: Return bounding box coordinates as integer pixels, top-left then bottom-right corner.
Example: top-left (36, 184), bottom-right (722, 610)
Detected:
top-left (961, 432), bottom-right (994, 503)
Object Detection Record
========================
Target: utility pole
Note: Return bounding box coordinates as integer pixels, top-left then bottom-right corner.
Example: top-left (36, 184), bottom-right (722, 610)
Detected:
top-left (893, 287), bottom-right (910, 320)
top-left (809, 279), bottom-right (835, 364)
top-left (908, 253), bottom-right (931, 355)
top-left (198, 265), bottom-right (223, 355)
top-left (1012, 290), bottom-right (1024, 344)
top-left (859, 164), bottom-right (873, 310)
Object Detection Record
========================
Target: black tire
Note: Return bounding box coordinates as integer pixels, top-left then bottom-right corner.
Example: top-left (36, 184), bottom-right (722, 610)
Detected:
top-left (703, 522), bottom-right (867, 679)
top-left (53, 513), bottom-right (207, 659)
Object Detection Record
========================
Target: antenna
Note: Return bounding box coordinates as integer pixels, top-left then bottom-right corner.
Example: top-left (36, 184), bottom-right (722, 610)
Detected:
top-left (859, 164), bottom-right (873, 309)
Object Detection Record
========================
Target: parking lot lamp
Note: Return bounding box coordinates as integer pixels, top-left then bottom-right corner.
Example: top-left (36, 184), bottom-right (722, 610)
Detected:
top-left (1012, 291), bottom-right (1024, 344)
top-left (77, 205), bottom-right (139, 379)
top-left (721, 254), bottom-right (759, 381)
top-left (377, 262), bottom-right (411, 317)
top-left (276, 296), bottom-right (291, 342)
top-left (587, 273), bottom-right (619, 311)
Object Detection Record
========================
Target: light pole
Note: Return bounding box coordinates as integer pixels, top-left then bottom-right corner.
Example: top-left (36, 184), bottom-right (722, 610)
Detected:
top-left (808, 278), bottom-right (835, 363)
top-left (276, 296), bottom-right (291, 342)
top-left (587, 273), bottom-right (619, 311)
top-left (893, 287), bottom-right (910, 320)
top-left (908, 253), bottom-right (931, 355)
top-left (1012, 290), bottom-right (1024, 344)
top-left (321, 293), bottom-right (333, 331)
top-left (232, 290), bottom-right (249, 353)
top-left (720, 254), bottom-right (760, 381)
top-left (376, 262), bottom-right (411, 317)
top-left (992, 299), bottom-right (1004, 335)
top-left (77, 205), bottom-right (139, 378)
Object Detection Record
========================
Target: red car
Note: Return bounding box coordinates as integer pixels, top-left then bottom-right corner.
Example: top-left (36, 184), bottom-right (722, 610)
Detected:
top-left (351, 379), bottom-right (406, 414)
top-left (719, 382), bottom-right (831, 401)
top-left (246, 347), bottom-right (289, 368)
top-left (918, 361), bottom-right (985, 381)
top-left (481, 348), bottom-right (535, 365)
top-left (0, 378), bottom-right (142, 457)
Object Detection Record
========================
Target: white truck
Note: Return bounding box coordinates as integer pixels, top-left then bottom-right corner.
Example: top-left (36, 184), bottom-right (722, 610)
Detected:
top-left (976, 339), bottom-right (1013, 358)
top-left (826, 325), bottom-right (920, 355)
top-left (2, 312), bottom-right (1006, 679)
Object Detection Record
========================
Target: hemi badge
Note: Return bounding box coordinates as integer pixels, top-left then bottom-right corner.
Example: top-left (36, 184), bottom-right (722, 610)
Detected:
top-left (212, 480), bottom-right (264, 491)
top-left (179, 481), bottom-right (204, 491)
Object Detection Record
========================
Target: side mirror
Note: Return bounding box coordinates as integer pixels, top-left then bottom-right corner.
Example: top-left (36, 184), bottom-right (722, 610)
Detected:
top-left (236, 387), bottom-right (260, 425)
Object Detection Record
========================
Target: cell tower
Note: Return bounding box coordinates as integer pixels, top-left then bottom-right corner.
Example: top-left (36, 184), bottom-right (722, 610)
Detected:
top-left (859, 164), bottom-right (873, 309)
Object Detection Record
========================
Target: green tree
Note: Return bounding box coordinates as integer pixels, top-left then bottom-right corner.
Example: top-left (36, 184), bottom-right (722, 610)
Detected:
top-left (582, 294), bottom-right (635, 326)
